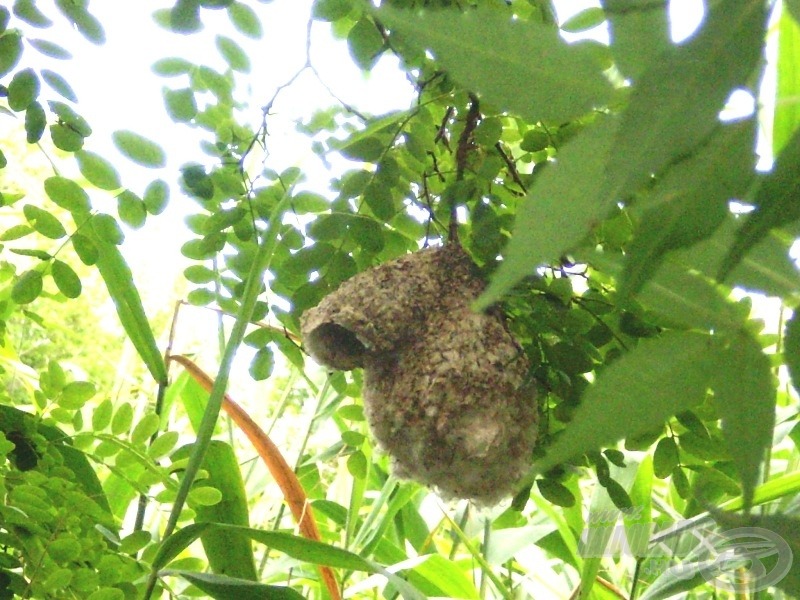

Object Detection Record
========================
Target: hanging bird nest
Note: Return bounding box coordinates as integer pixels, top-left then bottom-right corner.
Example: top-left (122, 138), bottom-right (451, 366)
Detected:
top-left (301, 244), bottom-right (538, 505)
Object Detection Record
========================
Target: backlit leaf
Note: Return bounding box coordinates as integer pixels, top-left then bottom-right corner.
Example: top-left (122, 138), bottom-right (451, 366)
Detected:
top-left (51, 259), bottom-right (82, 298)
top-left (23, 204), bottom-right (66, 239)
top-left (0, 31), bottom-right (22, 77)
top-left (228, 2), bottom-right (262, 38)
top-left (12, 270), bottom-right (43, 304)
top-left (600, 0), bottom-right (670, 78)
top-left (143, 179), bottom-right (170, 215)
top-left (41, 69), bottom-right (78, 102)
top-left (76, 150), bottom-right (121, 190)
top-left (215, 35), bottom-right (250, 72)
top-left (163, 87), bottom-right (197, 123)
top-left (71, 233), bottom-right (98, 265)
top-left (248, 347), bottom-right (274, 381)
top-left (116, 190), bottom-right (147, 229)
top-left (112, 130), bottom-right (167, 168)
top-left (24, 100), bottom-right (46, 143)
top-left (13, 0), bottom-right (53, 27)
top-left (92, 213), bottom-right (125, 245)
top-left (28, 38), bottom-right (72, 59)
top-left (377, 6), bottom-right (614, 123)
top-left (7, 68), bottom-right (39, 111)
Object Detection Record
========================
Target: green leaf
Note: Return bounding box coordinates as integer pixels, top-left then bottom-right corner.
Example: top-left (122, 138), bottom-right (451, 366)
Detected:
top-left (92, 213), bottom-right (125, 245)
top-left (215, 35), bottom-right (250, 72)
top-left (163, 87), bottom-right (197, 123)
top-left (143, 179), bottom-right (170, 215)
top-left (537, 479), bottom-right (576, 507)
top-left (111, 402), bottom-right (134, 435)
top-left (248, 347), bottom-right (274, 381)
top-left (152, 56), bottom-right (195, 76)
top-left (92, 398), bottom-right (113, 431)
top-left (600, 0), bottom-right (670, 78)
top-left (621, 119), bottom-right (757, 297)
top-left (55, 0), bottom-right (105, 44)
top-left (720, 125), bottom-right (800, 279)
top-left (50, 123), bottom-right (85, 151)
top-left (603, 0), bottom-right (765, 203)
top-left (41, 69), bottom-right (77, 102)
top-left (348, 16), bottom-right (384, 70)
top-left (51, 259), bottom-right (82, 298)
top-left (76, 150), bottom-right (121, 190)
top-left (477, 114), bottom-right (619, 309)
top-left (131, 413), bottom-right (161, 444)
top-left (13, 0), bottom-right (53, 27)
top-left (534, 332), bottom-right (713, 474)
top-left (71, 233), bottom-right (98, 265)
top-left (7, 68), bottom-right (40, 111)
top-left (0, 31), bottom-right (22, 77)
top-left (710, 332), bottom-right (775, 511)
top-left (0, 224), bottom-right (33, 241)
top-left (162, 571), bottom-right (304, 600)
top-left (175, 441), bottom-right (257, 580)
top-left (774, 9), bottom-right (800, 156)
top-left (149, 431), bottom-right (179, 459)
top-left (164, 0), bottom-right (202, 33)
top-left (653, 437), bottom-right (679, 479)
top-left (59, 381), bottom-right (96, 409)
top-left (24, 100), bottom-right (47, 143)
top-left (0, 6), bottom-right (7, 32)
top-left (112, 130), bottom-right (167, 168)
top-left (116, 190), bottom-right (147, 229)
top-left (12, 270), bottom-right (43, 304)
top-left (28, 37), bottom-right (72, 59)
top-left (23, 204), bottom-right (66, 239)
top-left (561, 7), bottom-right (605, 33)
top-left (228, 2), bottom-right (262, 38)
top-left (376, 6), bottom-right (614, 123)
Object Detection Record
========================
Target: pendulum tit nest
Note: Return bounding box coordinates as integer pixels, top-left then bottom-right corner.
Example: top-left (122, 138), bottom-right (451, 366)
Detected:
top-left (301, 244), bottom-right (538, 505)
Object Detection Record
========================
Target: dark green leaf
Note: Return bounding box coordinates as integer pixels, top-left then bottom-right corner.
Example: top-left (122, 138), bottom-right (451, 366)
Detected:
top-left (537, 479), bottom-right (576, 507)
top-left (534, 332), bottom-right (713, 474)
top-left (12, 270), bottom-right (43, 304)
top-left (477, 114), bottom-right (619, 309)
top-left (313, 0), bottom-right (352, 21)
top-left (653, 437), bottom-right (679, 479)
top-left (7, 68), bottom-right (39, 111)
top-left (143, 179), bottom-right (170, 215)
top-left (24, 204), bottom-right (66, 239)
top-left (41, 69), bottom-right (77, 101)
top-left (711, 332), bottom-right (775, 511)
top-left (785, 310), bottom-right (800, 397)
top-left (162, 571), bottom-right (303, 600)
top-left (116, 190), bottom-right (147, 229)
top-left (248, 347), bottom-right (274, 381)
top-left (92, 213), bottom-right (125, 245)
top-left (602, 478), bottom-right (633, 511)
top-left (215, 35), bottom-right (250, 72)
top-left (602, 1), bottom-right (765, 204)
top-left (44, 176), bottom-right (91, 211)
top-left (163, 88), bottom-right (197, 122)
top-left (51, 259), bottom-right (81, 299)
top-left (54, 0), bottom-right (105, 43)
top-left (112, 130), bottom-right (166, 168)
top-left (0, 31), bottom-right (23, 77)
top-left (167, 0), bottom-right (202, 34)
top-left (28, 37), bottom-right (72, 59)
top-left (228, 2), bottom-right (262, 38)
top-left (377, 6), bottom-right (614, 123)
top-left (0, 6), bottom-right (7, 32)
top-left (24, 100), bottom-right (46, 143)
top-left (76, 150), bottom-right (122, 190)
top-left (10, 248), bottom-right (51, 260)
top-left (13, 0), bottom-right (53, 27)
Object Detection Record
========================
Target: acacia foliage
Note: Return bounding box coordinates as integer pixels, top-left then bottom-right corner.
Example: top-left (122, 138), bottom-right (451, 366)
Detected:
top-left (1, 0), bottom-right (800, 599)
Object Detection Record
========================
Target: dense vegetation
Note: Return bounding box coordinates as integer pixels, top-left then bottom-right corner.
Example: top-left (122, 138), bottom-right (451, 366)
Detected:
top-left (1, 0), bottom-right (799, 598)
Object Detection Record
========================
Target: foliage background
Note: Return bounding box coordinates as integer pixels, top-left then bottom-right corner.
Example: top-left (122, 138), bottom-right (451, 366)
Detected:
top-left (1, 0), bottom-right (800, 599)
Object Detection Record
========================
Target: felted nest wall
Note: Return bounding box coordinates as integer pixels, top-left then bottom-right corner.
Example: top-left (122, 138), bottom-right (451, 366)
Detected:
top-left (301, 244), bottom-right (538, 505)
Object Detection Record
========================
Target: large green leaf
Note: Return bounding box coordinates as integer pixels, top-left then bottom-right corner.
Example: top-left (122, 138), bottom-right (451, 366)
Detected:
top-left (720, 125), bottom-right (800, 279)
top-left (600, 0), bottom-right (671, 78)
top-left (172, 442), bottom-right (257, 581)
top-left (376, 6), bottom-right (613, 123)
top-left (162, 571), bottom-right (304, 600)
top-left (620, 119), bottom-right (756, 298)
top-left (774, 7), bottom-right (800, 155)
top-left (710, 332), bottom-right (775, 511)
top-left (533, 332), bottom-right (713, 474)
top-left (602, 0), bottom-right (765, 204)
top-left (476, 114), bottom-right (619, 309)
